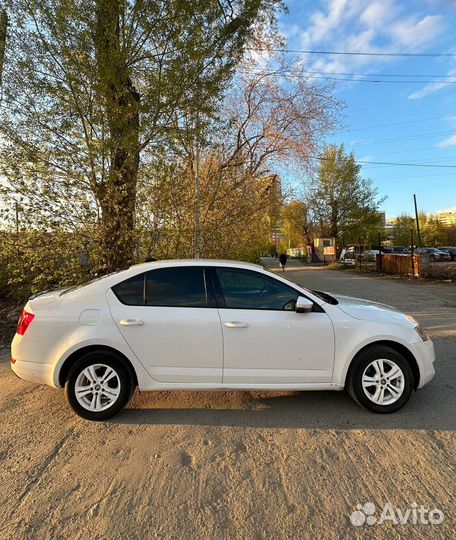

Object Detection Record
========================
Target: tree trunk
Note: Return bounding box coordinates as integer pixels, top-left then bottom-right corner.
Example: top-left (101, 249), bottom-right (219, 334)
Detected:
top-left (94, 0), bottom-right (140, 272)
top-left (0, 9), bottom-right (7, 88)
top-left (330, 199), bottom-right (338, 239)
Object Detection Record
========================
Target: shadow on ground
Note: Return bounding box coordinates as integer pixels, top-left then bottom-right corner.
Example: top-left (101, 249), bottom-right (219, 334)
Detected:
top-left (112, 384), bottom-right (455, 431)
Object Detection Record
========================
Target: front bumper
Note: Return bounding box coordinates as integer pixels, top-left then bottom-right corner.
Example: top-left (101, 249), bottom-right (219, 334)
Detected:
top-left (410, 338), bottom-right (435, 388)
top-left (11, 358), bottom-right (54, 386)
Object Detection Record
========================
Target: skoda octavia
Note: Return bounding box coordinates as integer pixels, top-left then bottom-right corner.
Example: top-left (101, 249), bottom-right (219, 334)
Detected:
top-left (11, 260), bottom-right (435, 420)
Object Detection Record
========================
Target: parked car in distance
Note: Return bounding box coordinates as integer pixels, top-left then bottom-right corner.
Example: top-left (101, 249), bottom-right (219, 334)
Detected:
top-left (392, 246), bottom-right (410, 254)
top-left (415, 247), bottom-right (451, 262)
top-left (11, 259), bottom-right (435, 420)
top-left (339, 246), bottom-right (357, 264)
top-left (363, 246), bottom-right (409, 262)
top-left (438, 247), bottom-right (456, 261)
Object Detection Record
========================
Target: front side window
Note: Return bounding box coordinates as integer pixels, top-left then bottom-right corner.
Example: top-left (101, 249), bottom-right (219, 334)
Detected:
top-left (146, 267), bottom-right (207, 307)
top-left (215, 268), bottom-right (300, 311)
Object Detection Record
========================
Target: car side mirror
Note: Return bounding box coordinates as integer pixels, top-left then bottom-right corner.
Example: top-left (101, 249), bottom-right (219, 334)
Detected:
top-left (296, 296), bottom-right (314, 313)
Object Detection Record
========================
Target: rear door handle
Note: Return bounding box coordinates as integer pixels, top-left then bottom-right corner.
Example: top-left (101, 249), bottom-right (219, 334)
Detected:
top-left (224, 321), bottom-right (249, 328)
top-left (119, 319), bottom-right (144, 326)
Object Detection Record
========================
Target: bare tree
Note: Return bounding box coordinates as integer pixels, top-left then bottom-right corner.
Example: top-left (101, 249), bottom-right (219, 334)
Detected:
top-left (138, 68), bottom-right (340, 259)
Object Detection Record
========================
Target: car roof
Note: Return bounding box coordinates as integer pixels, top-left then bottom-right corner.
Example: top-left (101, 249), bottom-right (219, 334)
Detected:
top-left (129, 259), bottom-right (264, 271)
top-left (59, 258), bottom-right (327, 306)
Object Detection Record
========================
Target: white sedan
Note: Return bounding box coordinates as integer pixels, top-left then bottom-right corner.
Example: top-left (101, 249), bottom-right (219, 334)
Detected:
top-left (11, 260), bottom-right (435, 420)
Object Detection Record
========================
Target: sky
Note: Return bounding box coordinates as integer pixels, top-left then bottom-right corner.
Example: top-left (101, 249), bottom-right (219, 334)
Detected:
top-left (276, 0), bottom-right (456, 219)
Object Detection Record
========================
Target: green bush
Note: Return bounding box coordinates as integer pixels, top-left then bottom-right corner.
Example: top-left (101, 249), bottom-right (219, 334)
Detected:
top-left (0, 231), bottom-right (92, 301)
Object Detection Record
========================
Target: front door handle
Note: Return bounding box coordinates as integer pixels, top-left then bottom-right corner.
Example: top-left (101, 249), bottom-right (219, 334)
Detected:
top-left (224, 321), bottom-right (249, 328)
top-left (119, 319), bottom-right (144, 326)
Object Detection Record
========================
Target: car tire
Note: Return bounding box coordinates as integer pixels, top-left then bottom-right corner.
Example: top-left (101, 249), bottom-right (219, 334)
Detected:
top-left (346, 345), bottom-right (414, 413)
top-left (64, 351), bottom-right (133, 421)
top-left (429, 255), bottom-right (435, 262)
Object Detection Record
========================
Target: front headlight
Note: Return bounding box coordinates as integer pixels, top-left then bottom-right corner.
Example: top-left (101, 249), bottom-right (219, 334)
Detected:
top-left (414, 324), bottom-right (429, 342)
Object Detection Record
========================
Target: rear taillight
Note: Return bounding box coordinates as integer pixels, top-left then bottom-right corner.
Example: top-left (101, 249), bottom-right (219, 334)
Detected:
top-left (16, 310), bottom-right (35, 336)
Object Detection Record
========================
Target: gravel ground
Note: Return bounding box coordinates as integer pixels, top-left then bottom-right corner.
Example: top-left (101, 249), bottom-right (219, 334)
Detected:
top-left (0, 260), bottom-right (454, 540)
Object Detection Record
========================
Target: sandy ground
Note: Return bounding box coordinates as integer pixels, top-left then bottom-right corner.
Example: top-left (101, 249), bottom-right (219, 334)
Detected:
top-left (0, 259), bottom-right (454, 540)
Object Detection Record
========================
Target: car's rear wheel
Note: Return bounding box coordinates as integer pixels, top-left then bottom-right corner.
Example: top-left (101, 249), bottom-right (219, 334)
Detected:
top-left (346, 345), bottom-right (414, 413)
top-left (64, 351), bottom-right (133, 420)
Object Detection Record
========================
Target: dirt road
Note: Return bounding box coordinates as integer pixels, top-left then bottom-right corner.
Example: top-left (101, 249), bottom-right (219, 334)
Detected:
top-left (0, 262), bottom-right (454, 539)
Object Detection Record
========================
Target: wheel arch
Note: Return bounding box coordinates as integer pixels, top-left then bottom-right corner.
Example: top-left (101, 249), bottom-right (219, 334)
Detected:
top-left (345, 340), bottom-right (420, 390)
top-left (57, 345), bottom-right (138, 388)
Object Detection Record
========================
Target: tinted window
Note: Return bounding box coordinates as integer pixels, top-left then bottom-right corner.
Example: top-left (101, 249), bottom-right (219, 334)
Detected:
top-left (146, 267), bottom-right (207, 307)
top-left (112, 273), bottom-right (145, 305)
top-left (215, 268), bottom-right (299, 310)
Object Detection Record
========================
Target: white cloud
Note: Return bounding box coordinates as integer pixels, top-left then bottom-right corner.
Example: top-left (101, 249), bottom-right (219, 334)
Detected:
top-left (281, 0), bottom-right (448, 78)
top-left (389, 15), bottom-right (443, 47)
top-left (360, 1), bottom-right (399, 29)
top-left (408, 67), bottom-right (456, 100)
top-left (438, 133), bottom-right (456, 147)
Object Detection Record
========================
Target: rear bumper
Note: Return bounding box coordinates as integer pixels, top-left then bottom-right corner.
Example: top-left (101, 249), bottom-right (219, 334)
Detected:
top-left (410, 338), bottom-right (435, 388)
top-left (11, 359), bottom-right (55, 387)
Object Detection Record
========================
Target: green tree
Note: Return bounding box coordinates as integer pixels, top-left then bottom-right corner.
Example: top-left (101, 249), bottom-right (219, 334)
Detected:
top-left (307, 145), bottom-right (385, 250)
top-left (391, 214), bottom-right (416, 246)
top-left (421, 216), bottom-right (452, 246)
top-left (280, 200), bottom-right (313, 251)
top-left (0, 0), bottom-right (284, 272)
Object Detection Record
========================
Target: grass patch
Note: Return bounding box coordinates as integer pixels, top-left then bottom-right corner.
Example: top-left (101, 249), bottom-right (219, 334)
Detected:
top-left (325, 263), bottom-right (351, 270)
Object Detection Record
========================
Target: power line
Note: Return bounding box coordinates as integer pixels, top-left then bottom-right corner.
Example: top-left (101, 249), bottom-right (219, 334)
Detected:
top-left (317, 157), bottom-right (456, 168)
top-left (341, 116), bottom-right (447, 132)
top-left (247, 47), bottom-right (456, 58)
top-left (363, 145), bottom-right (456, 156)
top-left (349, 130), bottom-right (455, 146)
top-left (366, 172), bottom-right (455, 180)
top-left (308, 71), bottom-right (455, 78)
top-left (240, 68), bottom-right (456, 84)
top-left (358, 160), bottom-right (456, 168)
top-left (300, 75), bottom-right (455, 84)
top-left (244, 67), bottom-right (456, 79)
top-left (357, 157), bottom-right (456, 170)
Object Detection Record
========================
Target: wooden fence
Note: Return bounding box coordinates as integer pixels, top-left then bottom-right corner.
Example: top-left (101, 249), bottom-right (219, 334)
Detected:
top-left (379, 254), bottom-right (420, 277)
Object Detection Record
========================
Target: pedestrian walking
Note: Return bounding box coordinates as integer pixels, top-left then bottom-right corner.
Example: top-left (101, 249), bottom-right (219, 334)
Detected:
top-left (279, 253), bottom-right (288, 271)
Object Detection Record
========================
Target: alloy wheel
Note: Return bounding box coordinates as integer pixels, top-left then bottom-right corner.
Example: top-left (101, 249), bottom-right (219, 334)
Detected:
top-left (361, 359), bottom-right (405, 406)
top-left (74, 363), bottom-right (121, 412)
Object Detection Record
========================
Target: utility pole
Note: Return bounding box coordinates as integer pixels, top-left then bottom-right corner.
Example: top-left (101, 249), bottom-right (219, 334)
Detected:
top-left (410, 228), bottom-right (415, 278)
top-left (0, 8), bottom-right (7, 88)
top-left (15, 201), bottom-right (19, 236)
top-left (413, 194), bottom-right (421, 247)
top-left (378, 231), bottom-right (382, 272)
top-left (194, 111), bottom-right (201, 259)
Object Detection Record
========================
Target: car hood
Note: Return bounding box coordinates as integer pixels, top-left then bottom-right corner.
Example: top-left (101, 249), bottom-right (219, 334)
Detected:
top-left (333, 294), bottom-right (415, 325)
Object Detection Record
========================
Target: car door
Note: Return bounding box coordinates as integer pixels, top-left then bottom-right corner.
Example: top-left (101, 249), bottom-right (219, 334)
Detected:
top-left (211, 267), bottom-right (335, 384)
top-left (107, 266), bottom-right (223, 384)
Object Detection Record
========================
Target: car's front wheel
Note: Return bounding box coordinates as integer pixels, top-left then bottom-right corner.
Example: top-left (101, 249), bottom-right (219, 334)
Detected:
top-left (346, 345), bottom-right (414, 413)
top-left (64, 351), bottom-right (133, 420)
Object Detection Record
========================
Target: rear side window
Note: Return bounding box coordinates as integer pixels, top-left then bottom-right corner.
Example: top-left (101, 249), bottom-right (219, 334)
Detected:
top-left (112, 273), bottom-right (145, 305)
top-left (112, 267), bottom-right (209, 307)
top-left (146, 267), bottom-right (207, 307)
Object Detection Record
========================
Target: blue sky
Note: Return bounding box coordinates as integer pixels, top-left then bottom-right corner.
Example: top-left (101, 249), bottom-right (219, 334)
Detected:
top-left (277, 0), bottom-right (456, 219)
